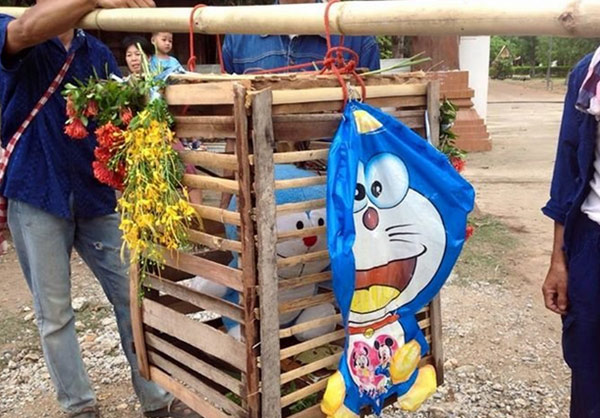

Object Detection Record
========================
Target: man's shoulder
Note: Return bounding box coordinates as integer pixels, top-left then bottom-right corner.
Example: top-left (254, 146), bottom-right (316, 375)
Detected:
top-left (82, 31), bottom-right (111, 54)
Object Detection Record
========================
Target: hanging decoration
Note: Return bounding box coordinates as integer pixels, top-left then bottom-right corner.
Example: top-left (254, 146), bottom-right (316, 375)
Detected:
top-left (322, 100), bottom-right (475, 416)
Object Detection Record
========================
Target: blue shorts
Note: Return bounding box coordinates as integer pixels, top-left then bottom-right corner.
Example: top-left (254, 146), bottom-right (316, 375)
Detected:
top-left (564, 214), bottom-right (600, 417)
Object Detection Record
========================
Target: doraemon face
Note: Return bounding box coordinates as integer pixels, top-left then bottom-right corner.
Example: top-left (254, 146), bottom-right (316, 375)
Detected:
top-left (276, 208), bottom-right (328, 279)
top-left (349, 153), bottom-right (446, 325)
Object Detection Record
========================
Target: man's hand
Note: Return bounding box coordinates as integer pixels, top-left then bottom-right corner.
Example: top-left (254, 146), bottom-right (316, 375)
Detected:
top-left (542, 259), bottom-right (568, 315)
top-left (97, 0), bottom-right (156, 8)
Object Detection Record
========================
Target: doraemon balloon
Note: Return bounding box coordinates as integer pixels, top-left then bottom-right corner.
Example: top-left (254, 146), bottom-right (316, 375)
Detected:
top-left (322, 102), bottom-right (475, 416)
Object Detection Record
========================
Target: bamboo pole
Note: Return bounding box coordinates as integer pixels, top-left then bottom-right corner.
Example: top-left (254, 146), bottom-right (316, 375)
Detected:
top-left (3, 1), bottom-right (600, 36)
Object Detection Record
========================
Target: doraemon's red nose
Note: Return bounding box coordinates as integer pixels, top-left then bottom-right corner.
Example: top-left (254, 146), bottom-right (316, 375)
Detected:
top-left (363, 207), bottom-right (379, 231)
top-left (303, 236), bottom-right (317, 247)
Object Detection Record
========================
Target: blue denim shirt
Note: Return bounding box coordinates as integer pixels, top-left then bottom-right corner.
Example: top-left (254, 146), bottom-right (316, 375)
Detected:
top-left (542, 53), bottom-right (598, 249)
top-left (222, 33), bottom-right (380, 74)
top-left (0, 15), bottom-right (121, 219)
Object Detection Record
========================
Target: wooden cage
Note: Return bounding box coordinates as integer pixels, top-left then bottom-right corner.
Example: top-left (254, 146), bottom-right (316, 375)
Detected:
top-left (130, 72), bottom-right (444, 418)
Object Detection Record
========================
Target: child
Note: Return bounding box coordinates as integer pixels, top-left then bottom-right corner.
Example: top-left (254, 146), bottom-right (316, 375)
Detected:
top-left (150, 32), bottom-right (183, 75)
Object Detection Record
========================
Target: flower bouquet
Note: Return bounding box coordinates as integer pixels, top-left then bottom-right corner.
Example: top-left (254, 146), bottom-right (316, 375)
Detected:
top-left (63, 60), bottom-right (197, 286)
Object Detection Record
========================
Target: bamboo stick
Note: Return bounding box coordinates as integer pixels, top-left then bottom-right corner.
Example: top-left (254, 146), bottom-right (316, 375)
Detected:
top-left (280, 352), bottom-right (342, 384)
top-left (4, 1), bottom-right (600, 36)
top-left (277, 250), bottom-right (329, 269)
top-left (191, 203), bottom-right (241, 226)
top-left (279, 329), bottom-right (345, 360)
top-left (280, 379), bottom-right (329, 408)
top-left (279, 293), bottom-right (336, 315)
top-left (279, 313), bottom-right (342, 339)
top-left (187, 228), bottom-right (243, 253)
top-left (278, 225), bottom-right (325, 242)
top-left (274, 176), bottom-right (326, 190)
top-left (270, 84), bottom-right (427, 105)
top-left (276, 198), bottom-right (326, 215)
top-left (177, 149), bottom-right (238, 171)
top-left (182, 173), bottom-right (239, 194)
top-left (278, 271), bottom-right (331, 291)
top-left (248, 149), bottom-right (329, 165)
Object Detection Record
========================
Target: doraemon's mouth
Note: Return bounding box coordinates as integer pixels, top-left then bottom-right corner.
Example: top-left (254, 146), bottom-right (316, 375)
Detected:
top-left (350, 256), bottom-right (419, 314)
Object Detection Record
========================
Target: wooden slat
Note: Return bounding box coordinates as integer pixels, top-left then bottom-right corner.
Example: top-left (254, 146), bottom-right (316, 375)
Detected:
top-left (281, 379), bottom-right (328, 408)
top-left (277, 250), bottom-right (329, 269)
top-left (174, 116), bottom-right (236, 140)
top-left (150, 366), bottom-right (231, 418)
top-left (279, 313), bottom-right (342, 339)
top-left (149, 351), bottom-right (247, 418)
top-left (429, 295), bottom-right (444, 386)
top-left (234, 83), bottom-right (261, 418)
top-left (249, 149), bottom-right (329, 165)
top-left (160, 247), bottom-right (244, 292)
top-left (270, 84), bottom-right (427, 105)
top-left (418, 317), bottom-right (431, 330)
top-left (183, 174), bottom-right (239, 194)
top-left (278, 225), bottom-right (326, 242)
top-left (178, 149), bottom-right (238, 171)
top-left (251, 88), bottom-right (282, 418)
top-left (191, 203), bottom-right (241, 226)
top-left (278, 271), bottom-right (331, 291)
top-left (280, 353), bottom-right (342, 384)
top-left (165, 82), bottom-right (237, 105)
top-left (427, 80), bottom-right (441, 148)
top-left (279, 329), bottom-right (345, 360)
top-left (143, 298), bottom-right (247, 371)
top-left (274, 175), bottom-right (326, 190)
top-left (272, 112), bottom-right (424, 142)
top-left (276, 199), bottom-right (325, 215)
top-left (279, 293), bottom-right (335, 315)
top-left (145, 332), bottom-right (244, 396)
top-left (146, 273), bottom-right (244, 322)
top-left (130, 263), bottom-right (150, 379)
top-left (287, 404), bottom-right (324, 418)
top-left (187, 228), bottom-right (243, 253)
top-left (272, 95), bottom-right (427, 115)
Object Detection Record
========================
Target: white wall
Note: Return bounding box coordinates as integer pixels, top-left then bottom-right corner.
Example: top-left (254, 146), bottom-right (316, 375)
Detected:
top-left (459, 36), bottom-right (491, 120)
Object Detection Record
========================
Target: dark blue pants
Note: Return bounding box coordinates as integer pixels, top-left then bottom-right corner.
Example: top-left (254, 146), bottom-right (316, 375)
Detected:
top-left (564, 215), bottom-right (600, 418)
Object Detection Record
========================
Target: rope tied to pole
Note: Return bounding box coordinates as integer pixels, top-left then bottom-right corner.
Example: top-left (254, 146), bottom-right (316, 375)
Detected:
top-left (188, 4), bottom-right (225, 73)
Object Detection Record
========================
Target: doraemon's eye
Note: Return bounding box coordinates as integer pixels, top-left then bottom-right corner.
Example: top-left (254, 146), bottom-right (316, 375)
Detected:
top-left (296, 221), bottom-right (304, 230)
top-left (308, 208), bottom-right (326, 230)
top-left (365, 154), bottom-right (409, 209)
top-left (353, 162), bottom-right (367, 213)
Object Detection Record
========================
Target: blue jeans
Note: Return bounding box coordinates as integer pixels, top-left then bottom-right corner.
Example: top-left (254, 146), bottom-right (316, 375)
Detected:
top-left (7, 199), bottom-right (172, 415)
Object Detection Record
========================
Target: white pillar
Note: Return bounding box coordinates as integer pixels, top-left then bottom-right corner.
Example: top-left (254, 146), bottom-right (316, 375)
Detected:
top-left (459, 36), bottom-right (491, 120)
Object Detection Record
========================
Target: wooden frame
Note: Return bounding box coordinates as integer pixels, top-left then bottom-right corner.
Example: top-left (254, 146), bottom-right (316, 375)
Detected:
top-left (129, 72), bottom-right (443, 418)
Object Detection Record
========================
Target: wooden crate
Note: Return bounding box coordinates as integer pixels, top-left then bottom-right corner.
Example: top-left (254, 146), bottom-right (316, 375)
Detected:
top-left (130, 72), bottom-right (444, 418)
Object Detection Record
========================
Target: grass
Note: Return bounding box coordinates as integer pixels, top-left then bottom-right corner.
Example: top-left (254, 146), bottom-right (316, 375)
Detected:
top-left (454, 214), bottom-right (518, 286)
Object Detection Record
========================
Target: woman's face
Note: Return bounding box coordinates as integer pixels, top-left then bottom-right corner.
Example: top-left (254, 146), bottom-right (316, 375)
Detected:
top-left (125, 44), bottom-right (145, 74)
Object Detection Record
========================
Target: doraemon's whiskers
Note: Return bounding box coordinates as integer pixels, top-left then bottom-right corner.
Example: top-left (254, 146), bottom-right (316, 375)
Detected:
top-left (385, 224), bottom-right (412, 232)
top-left (389, 238), bottom-right (413, 244)
top-left (388, 232), bottom-right (419, 237)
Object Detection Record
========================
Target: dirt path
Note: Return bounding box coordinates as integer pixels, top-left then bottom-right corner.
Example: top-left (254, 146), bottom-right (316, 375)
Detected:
top-left (0, 79), bottom-right (573, 418)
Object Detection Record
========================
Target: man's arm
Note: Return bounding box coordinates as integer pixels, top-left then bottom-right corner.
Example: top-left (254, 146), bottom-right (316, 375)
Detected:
top-left (542, 221), bottom-right (568, 315)
top-left (4, 0), bottom-right (155, 56)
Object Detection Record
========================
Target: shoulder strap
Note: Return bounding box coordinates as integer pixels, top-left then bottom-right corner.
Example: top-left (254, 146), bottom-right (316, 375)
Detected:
top-left (0, 52), bottom-right (75, 254)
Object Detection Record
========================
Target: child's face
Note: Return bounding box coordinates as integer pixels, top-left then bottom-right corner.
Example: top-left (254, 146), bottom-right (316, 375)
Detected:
top-left (125, 44), bottom-right (145, 74)
top-left (153, 32), bottom-right (173, 55)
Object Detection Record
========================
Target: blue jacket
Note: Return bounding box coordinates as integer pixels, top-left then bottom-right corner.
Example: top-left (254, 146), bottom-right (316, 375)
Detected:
top-left (542, 54), bottom-right (598, 250)
top-left (0, 15), bottom-right (120, 219)
top-left (222, 33), bottom-right (380, 74)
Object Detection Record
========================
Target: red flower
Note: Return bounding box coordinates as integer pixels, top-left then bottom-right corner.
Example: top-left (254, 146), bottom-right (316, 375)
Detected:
top-left (95, 122), bottom-right (123, 148)
top-left (66, 95), bottom-right (76, 118)
top-left (93, 161), bottom-right (124, 191)
top-left (64, 118), bottom-right (88, 139)
top-left (465, 225), bottom-right (474, 240)
top-left (450, 156), bottom-right (466, 173)
top-left (120, 107), bottom-right (133, 126)
top-left (93, 146), bottom-right (112, 164)
top-left (84, 100), bottom-right (98, 117)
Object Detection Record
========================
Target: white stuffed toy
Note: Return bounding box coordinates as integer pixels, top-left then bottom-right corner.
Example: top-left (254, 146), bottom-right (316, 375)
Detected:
top-left (186, 164), bottom-right (336, 341)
